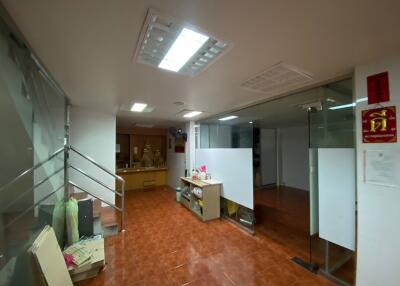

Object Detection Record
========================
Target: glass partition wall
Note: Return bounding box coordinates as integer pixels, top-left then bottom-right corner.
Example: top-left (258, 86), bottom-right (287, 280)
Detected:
top-left (196, 122), bottom-right (255, 231)
top-left (0, 8), bottom-right (68, 285)
top-left (308, 79), bottom-right (356, 286)
top-left (196, 78), bottom-right (355, 285)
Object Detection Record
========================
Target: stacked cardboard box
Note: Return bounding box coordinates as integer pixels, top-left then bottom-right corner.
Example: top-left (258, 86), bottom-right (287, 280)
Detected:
top-left (64, 237), bottom-right (105, 282)
top-left (29, 226), bottom-right (73, 286)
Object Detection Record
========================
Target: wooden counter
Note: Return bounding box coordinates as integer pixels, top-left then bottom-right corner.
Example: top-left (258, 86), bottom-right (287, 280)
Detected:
top-left (116, 167), bottom-right (167, 191)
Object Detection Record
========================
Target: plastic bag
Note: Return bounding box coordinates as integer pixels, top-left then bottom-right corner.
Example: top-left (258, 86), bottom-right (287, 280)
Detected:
top-left (52, 199), bottom-right (65, 246)
top-left (66, 198), bottom-right (79, 245)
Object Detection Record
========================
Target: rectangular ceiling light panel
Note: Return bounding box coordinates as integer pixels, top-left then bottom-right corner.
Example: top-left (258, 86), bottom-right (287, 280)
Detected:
top-left (131, 103), bottom-right (148, 112)
top-left (159, 28), bottom-right (209, 72)
top-left (241, 63), bottom-right (313, 94)
top-left (183, 111), bottom-right (203, 118)
top-left (219, 115), bottom-right (238, 121)
top-left (135, 9), bottom-right (229, 76)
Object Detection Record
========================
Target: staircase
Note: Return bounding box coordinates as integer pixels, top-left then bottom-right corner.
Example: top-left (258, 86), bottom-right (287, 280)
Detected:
top-left (0, 13), bottom-right (124, 284)
top-left (71, 193), bottom-right (119, 238)
top-left (0, 145), bottom-right (126, 285)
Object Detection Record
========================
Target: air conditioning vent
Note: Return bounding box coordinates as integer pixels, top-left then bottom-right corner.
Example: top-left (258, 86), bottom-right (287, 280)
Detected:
top-left (241, 63), bottom-right (313, 94)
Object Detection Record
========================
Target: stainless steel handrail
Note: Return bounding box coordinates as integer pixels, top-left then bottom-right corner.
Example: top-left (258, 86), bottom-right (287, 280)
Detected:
top-left (0, 147), bottom-right (64, 193)
top-left (1, 144), bottom-right (126, 232)
top-left (5, 184), bottom-right (64, 228)
top-left (69, 164), bottom-right (122, 197)
top-left (69, 181), bottom-right (123, 212)
top-left (69, 146), bottom-right (124, 182)
top-left (69, 145), bottom-right (126, 232)
top-left (3, 166), bottom-right (64, 211)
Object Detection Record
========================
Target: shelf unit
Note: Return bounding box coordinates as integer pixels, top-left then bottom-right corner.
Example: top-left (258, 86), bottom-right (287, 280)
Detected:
top-left (180, 177), bottom-right (221, 222)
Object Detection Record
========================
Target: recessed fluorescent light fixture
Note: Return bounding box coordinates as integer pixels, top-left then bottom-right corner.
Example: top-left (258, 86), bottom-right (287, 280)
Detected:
top-left (329, 103), bottom-right (355, 110)
top-left (135, 9), bottom-right (230, 77)
top-left (329, 97), bottom-right (366, 110)
top-left (356, 97), bottom-right (367, 103)
top-left (130, 103), bottom-right (148, 112)
top-left (159, 28), bottom-right (209, 72)
top-left (219, 115), bottom-right (238, 121)
top-left (183, 111), bottom-right (203, 118)
top-left (249, 121), bottom-right (253, 124)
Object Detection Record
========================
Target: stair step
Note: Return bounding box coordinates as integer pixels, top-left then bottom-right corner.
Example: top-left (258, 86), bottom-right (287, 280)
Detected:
top-left (93, 199), bottom-right (101, 218)
top-left (71, 192), bottom-right (88, 200)
top-left (71, 193), bottom-right (101, 219)
top-left (100, 207), bottom-right (118, 228)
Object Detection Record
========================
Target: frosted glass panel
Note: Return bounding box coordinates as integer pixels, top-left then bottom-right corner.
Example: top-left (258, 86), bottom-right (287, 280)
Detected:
top-left (309, 148), bottom-right (319, 235)
top-left (318, 148), bottom-right (356, 251)
top-left (195, 148), bottom-right (253, 209)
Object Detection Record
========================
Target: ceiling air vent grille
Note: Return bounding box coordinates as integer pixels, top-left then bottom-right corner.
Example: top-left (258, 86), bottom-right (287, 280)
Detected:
top-left (241, 63), bottom-right (313, 94)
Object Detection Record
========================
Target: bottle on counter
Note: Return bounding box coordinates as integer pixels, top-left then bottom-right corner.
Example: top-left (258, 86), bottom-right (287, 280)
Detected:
top-left (192, 169), bottom-right (198, 180)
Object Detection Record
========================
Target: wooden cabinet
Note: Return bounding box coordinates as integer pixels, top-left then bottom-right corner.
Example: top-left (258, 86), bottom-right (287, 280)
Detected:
top-left (116, 168), bottom-right (167, 191)
top-left (180, 177), bottom-right (221, 222)
top-left (116, 127), bottom-right (167, 169)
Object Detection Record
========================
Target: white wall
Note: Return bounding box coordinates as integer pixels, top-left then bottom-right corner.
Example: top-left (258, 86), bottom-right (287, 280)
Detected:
top-left (355, 56), bottom-right (400, 286)
top-left (260, 129), bottom-right (277, 185)
top-left (69, 106), bottom-right (116, 205)
top-left (185, 121), bottom-right (195, 173)
top-left (279, 125), bottom-right (309, 190)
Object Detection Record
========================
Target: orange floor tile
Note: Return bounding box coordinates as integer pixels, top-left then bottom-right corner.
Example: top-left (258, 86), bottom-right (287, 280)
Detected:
top-left (76, 187), bottom-right (335, 286)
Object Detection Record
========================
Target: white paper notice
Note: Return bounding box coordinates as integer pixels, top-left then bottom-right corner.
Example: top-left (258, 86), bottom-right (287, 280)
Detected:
top-left (365, 150), bottom-right (398, 187)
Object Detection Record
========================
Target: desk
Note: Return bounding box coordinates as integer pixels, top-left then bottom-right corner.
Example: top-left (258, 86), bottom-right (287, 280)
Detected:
top-left (117, 168), bottom-right (167, 190)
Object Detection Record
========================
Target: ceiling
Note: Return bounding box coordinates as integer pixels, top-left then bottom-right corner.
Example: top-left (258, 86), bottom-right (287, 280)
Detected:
top-left (2, 0), bottom-right (400, 128)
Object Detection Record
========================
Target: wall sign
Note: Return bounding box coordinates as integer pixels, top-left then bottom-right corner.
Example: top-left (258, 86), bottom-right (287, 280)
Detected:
top-left (364, 150), bottom-right (398, 187)
top-left (362, 106), bottom-right (397, 143)
top-left (367, 71), bottom-right (390, 104)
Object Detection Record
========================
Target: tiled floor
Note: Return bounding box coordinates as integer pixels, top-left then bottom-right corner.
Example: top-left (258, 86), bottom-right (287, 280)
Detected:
top-left (77, 187), bottom-right (334, 286)
top-left (254, 186), bottom-right (355, 285)
top-left (254, 186), bottom-right (310, 261)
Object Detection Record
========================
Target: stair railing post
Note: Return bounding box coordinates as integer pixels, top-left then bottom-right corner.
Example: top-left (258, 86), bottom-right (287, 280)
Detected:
top-left (64, 101), bottom-right (70, 200)
top-left (121, 179), bottom-right (126, 233)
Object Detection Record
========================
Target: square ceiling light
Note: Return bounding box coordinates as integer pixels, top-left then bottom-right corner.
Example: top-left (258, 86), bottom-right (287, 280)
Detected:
top-left (130, 102), bottom-right (148, 112)
top-left (134, 9), bottom-right (229, 77)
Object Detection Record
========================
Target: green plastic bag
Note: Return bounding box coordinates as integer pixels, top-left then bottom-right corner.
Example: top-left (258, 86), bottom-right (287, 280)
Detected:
top-left (52, 199), bottom-right (65, 246)
top-left (66, 197), bottom-right (79, 245)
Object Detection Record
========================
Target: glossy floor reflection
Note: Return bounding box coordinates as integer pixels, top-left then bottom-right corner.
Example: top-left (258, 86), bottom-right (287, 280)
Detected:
top-left (77, 187), bottom-right (334, 286)
top-left (254, 186), bottom-right (355, 285)
top-left (254, 186), bottom-right (310, 261)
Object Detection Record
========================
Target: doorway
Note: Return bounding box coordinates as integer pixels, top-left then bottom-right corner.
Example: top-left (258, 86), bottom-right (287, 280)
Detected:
top-left (250, 78), bottom-right (355, 285)
top-left (308, 79), bottom-right (356, 286)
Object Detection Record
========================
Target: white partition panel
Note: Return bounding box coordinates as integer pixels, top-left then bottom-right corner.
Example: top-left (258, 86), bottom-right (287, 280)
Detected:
top-left (195, 148), bottom-right (253, 209)
top-left (318, 148), bottom-right (355, 250)
top-left (309, 148), bottom-right (319, 235)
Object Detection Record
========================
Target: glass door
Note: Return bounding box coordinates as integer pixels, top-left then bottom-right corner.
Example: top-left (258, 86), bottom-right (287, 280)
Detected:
top-left (308, 79), bottom-right (356, 286)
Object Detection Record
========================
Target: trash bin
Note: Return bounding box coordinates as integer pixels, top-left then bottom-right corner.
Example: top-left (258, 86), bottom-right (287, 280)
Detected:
top-left (176, 187), bottom-right (181, 202)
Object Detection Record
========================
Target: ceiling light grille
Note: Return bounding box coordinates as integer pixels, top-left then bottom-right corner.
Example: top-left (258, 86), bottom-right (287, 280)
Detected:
top-left (134, 9), bottom-right (229, 77)
top-left (241, 63), bottom-right (313, 94)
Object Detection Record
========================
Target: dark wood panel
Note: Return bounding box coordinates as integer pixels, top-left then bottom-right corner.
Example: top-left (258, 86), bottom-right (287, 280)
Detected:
top-left (116, 134), bottom-right (130, 168)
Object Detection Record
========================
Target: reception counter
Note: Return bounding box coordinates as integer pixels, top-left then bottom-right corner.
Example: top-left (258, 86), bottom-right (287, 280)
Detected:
top-left (116, 167), bottom-right (167, 191)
